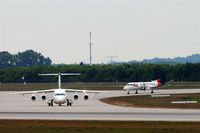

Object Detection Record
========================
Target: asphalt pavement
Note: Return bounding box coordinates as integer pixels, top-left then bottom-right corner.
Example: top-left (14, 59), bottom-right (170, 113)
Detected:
top-left (1, 89), bottom-right (200, 121)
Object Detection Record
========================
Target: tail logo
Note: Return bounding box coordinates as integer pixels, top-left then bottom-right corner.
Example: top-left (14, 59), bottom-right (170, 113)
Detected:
top-left (156, 79), bottom-right (161, 87)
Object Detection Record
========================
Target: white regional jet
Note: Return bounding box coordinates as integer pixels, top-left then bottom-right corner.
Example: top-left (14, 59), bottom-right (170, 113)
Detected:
top-left (123, 79), bottom-right (161, 94)
top-left (11, 73), bottom-right (107, 106)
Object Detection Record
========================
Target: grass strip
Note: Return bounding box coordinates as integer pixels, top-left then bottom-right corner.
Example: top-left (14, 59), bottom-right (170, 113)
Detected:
top-left (1, 120), bottom-right (200, 133)
top-left (101, 93), bottom-right (200, 109)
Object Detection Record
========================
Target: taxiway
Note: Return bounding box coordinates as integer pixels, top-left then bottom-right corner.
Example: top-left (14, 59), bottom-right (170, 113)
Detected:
top-left (1, 89), bottom-right (200, 121)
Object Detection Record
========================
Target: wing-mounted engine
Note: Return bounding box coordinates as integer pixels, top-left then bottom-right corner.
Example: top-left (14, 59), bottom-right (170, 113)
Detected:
top-left (74, 92), bottom-right (78, 100)
top-left (84, 93), bottom-right (89, 100)
top-left (31, 95), bottom-right (36, 101)
top-left (41, 94), bottom-right (46, 101)
top-left (141, 86), bottom-right (151, 90)
top-left (140, 83), bottom-right (146, 90)
top-left (74, 94), bottom-right (78, 100)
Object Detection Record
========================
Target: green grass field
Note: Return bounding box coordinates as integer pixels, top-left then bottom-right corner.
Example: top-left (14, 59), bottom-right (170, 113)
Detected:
top-left (1, 120), bottom-right (200, 133)
top-left (0, 82), bottom-right (123, 91)
top-left (101, 93), bottom-right (200, 109)
top-left (1, 81), bottom-right (200, 91)
top-left (161, 81), bottom-right (200, 89)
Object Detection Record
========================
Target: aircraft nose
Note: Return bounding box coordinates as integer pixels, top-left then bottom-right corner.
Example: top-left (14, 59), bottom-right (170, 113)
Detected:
top-left (55, 96), bottom-right (65, 103)
top-left (58, 96), bottom-right (63, 99)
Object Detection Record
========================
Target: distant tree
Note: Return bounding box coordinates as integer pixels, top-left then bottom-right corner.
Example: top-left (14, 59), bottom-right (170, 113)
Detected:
top-left (80, 61), bottom-right (84, 66)
top-left (0, 51), bottom-right (16, 68)
top-left (16, 50), bottom-right (52, 66)
top-left (0, 50), bottom-right (52, 68)
top-left (1, 63), bottom-right (200, 83)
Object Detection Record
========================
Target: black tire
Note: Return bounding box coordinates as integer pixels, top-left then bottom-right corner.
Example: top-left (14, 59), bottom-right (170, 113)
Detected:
top-left (51, 100), bottom-right (53, 106)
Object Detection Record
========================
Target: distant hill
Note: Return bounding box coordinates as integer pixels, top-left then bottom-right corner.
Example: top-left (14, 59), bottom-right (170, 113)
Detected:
top-left (128, 54), bottom-right (200, 64)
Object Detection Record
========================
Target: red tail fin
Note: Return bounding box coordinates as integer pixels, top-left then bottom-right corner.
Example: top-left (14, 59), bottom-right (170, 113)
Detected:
top-left (156, 79), bottom-right (161, 87)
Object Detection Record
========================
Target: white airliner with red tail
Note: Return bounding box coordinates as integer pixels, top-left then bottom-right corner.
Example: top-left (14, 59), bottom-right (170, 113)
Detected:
top-left (11, 73), bottom-right (108, 107)
top-left (123, 79), bottom-right (161, 94)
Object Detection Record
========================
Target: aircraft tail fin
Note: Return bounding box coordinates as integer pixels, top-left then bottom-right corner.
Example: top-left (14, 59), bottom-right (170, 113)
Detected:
top-left (38, 73), bottom-right (81, 89)
top-left (156, 79), bottom-right (161, 87)
top-left (38, 73), bottom-right (81, 76)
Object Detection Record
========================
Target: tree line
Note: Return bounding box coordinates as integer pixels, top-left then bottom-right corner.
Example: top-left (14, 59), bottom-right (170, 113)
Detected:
top-left (0, 50), bottom-right (52, 68)
top-left (0, 63), bottom-right (200, 83)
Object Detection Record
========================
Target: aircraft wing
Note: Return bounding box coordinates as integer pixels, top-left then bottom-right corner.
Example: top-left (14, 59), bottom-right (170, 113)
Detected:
top-left (10, 89), bottom-right (55, 95)
top-left (164, 80), bottom-right (174, 85)
top-left (64, 88), bottom-right (110, 93)
top-left (158, 80), bottom-right (174, 88)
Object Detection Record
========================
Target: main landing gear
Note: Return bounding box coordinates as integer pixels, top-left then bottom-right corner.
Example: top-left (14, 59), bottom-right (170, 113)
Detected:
top-left (127, 90), bottom-right (138, 94)
top-left (66, 99), bottom-right (73, 106)
top-left (47, 99), bottom-right (54, 106)
top-left (47, 99), bottom-right (73, 107)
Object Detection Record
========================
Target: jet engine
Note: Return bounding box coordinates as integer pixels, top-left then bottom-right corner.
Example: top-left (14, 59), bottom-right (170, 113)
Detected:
top-left (74, 94), bottom-right (78, 100)
top-left (31, 95), bottom-right (36, 101)
top-left (84, 94), bottom-right (89, 100)
top-left (41, 95), bottom-right (46, 101)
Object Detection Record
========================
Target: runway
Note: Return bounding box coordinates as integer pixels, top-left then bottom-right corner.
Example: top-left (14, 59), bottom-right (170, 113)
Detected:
top-left (1, 89), bottom-right (200, 121)
top-left (2, 111), bottom-right (200, 121)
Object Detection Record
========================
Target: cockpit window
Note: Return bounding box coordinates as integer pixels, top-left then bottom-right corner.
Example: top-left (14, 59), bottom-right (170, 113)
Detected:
top-left (55, 93), bottom-right (65, 96)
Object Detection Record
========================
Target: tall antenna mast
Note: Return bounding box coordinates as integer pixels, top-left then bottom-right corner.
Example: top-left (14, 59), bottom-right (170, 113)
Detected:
top-left (105, 56), bottom-right (118, 64)
top-left (89, 32), bottom-right (92, 66)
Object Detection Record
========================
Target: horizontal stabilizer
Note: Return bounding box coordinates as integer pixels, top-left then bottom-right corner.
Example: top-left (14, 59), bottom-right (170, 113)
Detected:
top-left (38, 73), bottom-right (81, 76)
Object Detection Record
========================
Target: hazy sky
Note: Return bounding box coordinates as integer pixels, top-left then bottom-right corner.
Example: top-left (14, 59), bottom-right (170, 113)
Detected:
top-left (0, 0), bottom-right (199, 64)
